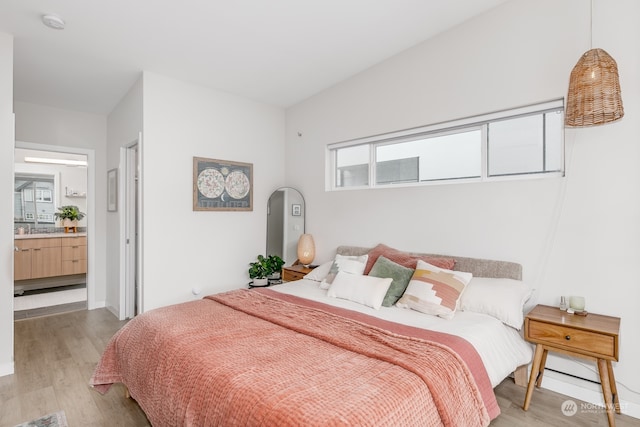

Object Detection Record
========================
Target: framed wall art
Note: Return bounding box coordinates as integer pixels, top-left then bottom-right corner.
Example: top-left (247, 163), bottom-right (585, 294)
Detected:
top-left (292, 203), bottom-right (301, 216)
top-left (107, 168), bottom-right (118, 212)
top-left (193, 157), bottom-right (253, 211)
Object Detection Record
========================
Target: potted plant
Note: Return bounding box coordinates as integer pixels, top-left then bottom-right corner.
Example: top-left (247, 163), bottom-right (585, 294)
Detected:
top-left (54, 205), bottom-right (86, 232)
top-left (266, 255), bottom-right (285, 279)
top-left (249, 254), bottom-right (285, 286)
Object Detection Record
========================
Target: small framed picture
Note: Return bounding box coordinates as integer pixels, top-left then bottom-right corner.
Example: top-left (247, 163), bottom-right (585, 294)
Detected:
top-left (292, 204), bottom-right (301, 216)
top-left (107, 168), bottom-right (118, 212)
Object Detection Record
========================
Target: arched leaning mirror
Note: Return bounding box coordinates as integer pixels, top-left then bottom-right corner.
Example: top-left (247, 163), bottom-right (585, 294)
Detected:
top-left (267, 187), bottom-right (305, 266)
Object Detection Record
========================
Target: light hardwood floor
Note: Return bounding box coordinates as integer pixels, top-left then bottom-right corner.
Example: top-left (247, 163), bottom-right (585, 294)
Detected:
top-left (0, 308), bottom-right (636, 426)
top-left (0, 308), bottom-right (150, 426)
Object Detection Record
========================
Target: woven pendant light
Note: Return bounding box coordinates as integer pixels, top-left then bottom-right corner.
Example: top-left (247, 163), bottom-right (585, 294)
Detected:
top-left (565, 2), bottom-right (623, 127)
top-left (565, 48), bottom-right (624, 126)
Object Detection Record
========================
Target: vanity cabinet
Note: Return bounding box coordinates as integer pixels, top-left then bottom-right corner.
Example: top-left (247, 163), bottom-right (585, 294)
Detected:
top-left (31, 243), bottom-right (63, 279)
top-left (61, 237), bottom-right (87, 275)
top-left (14, 242), bottom-right (33, 281)
top-left (14, 238), bottom-right (62, 279)
top-left (14, 236), bottom-right (86, 280)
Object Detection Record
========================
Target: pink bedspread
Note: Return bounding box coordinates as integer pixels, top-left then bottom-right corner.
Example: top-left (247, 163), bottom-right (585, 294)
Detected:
top-left (91, 289), bottom-right (499, 426)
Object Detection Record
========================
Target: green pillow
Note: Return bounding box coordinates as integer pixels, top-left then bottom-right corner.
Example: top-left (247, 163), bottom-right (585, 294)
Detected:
top-left (368, 255), bottom-right (414, 307)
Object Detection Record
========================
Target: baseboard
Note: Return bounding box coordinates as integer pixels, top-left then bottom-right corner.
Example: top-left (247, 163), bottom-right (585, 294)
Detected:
top-left (0, 361), bottom-right (14, 377)
top-left (106, 304), bottom-right (118, 318)
top-left (88, 300), bottom-right (106, 310)
top-left (542, 375), bottom-right (640, 419)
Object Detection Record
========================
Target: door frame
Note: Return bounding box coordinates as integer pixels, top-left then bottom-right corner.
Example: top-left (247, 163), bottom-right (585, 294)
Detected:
top-left (14, 140), bottom-right (97, 309)
top-left (119, 133), bottom-right (143, 319)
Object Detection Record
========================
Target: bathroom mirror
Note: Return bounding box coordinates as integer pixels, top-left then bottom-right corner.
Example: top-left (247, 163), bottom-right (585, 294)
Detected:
top-left (266, 187), bottom-right (305, 266)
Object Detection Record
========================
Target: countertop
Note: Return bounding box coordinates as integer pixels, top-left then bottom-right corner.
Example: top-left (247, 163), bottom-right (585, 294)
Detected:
top-left (15, 232), bottom-right (87, 240)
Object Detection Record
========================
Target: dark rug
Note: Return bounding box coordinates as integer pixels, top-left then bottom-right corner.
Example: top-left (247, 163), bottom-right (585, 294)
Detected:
top-left (14, 411), bottom-right (68, 427)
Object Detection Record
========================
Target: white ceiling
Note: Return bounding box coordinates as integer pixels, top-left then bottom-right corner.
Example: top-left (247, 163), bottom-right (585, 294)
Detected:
top-left (0, 0), bottom-right (509, 114)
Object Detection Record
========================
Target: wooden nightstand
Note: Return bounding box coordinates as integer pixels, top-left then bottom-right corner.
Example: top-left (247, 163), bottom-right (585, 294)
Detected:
top-left (282, 265), bottom-right (315, 282)
top-left (522, 304), bottom-right (621, 426)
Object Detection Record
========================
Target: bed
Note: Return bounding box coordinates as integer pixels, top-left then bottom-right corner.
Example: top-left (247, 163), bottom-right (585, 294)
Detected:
top-left (91, 244), bottom-right (533, 426)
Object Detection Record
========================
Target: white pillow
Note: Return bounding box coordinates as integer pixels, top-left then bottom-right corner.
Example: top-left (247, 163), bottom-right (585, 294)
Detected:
top-left (327, 271), bottom-right (392, 310)
top-left (303, 260), bottom-right (333, 282)
top-left (460, 277), bottom-right (533, 330)
top-left (396, 260), bottom-right (472, 320)
top-left (319, 254), bottom-right (369, 290)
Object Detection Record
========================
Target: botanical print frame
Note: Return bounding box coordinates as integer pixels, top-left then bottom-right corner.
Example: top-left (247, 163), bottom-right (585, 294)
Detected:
top-left (193, 157), bottom-right (253, 211)
top-left (107, 168), bottom-right (118, 212)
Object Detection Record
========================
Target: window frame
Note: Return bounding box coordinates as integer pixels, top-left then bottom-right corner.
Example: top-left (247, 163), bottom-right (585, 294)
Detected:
top-left (326, 99), bottom-right (564, 191)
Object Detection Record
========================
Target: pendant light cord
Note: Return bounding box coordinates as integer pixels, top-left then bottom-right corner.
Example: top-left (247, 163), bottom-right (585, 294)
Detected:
top-left (590, 0), bottom-right (593, 49)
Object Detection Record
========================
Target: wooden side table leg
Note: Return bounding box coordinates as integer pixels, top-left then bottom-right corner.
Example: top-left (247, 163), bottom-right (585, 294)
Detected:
top-left (607, 360), bottom-right (621, 414)
top-left (535, 349), bottom-right (548, 387)
top-left (597, 358), bottom-right (616, 427)
top-left (523, 344), bottom-right (544, 411)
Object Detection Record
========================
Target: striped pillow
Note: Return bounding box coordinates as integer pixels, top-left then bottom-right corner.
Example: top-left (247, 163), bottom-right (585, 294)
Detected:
top-left (397, 260), bottom-right (472, 319)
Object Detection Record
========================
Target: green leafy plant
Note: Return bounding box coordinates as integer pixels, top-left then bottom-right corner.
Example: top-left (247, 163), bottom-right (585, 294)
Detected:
top-left (266, 255), bottom-right (285, 276)
top-left (54, 205), bottom-right (86, 221)
top-left (249, 254), bottom-right (285, 279)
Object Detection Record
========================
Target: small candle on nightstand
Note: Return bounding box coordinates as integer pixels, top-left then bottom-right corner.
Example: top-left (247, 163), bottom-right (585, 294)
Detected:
top-left (569, 296), bottom-right (585, 312)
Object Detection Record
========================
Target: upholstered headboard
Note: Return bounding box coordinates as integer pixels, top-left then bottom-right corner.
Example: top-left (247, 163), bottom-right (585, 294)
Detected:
top-left (336, 246), bottom-right (522, 281)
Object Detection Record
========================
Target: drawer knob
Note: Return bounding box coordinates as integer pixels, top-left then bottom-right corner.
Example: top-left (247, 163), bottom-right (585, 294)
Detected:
top-left (565, 335), bottom-right (571, 341)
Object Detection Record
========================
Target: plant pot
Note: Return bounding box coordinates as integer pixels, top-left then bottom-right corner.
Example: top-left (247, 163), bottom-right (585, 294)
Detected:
top-left (268, 272), bottom-right (281, 280)
top-left (62, 219), bottom-right (78, 233)
top-left (252, 278), bottom-right (269, 287)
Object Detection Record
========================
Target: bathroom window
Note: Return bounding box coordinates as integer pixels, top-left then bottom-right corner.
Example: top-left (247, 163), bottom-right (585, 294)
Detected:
top-left (15, 174), bottom-right (56, 224)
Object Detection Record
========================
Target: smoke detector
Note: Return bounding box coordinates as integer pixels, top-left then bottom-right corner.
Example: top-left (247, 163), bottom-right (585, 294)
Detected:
top-left (42, 14), bottom-right (65, 30)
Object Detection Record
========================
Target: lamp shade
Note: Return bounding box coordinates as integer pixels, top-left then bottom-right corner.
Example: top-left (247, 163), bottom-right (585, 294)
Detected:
top-left (565, 48), bottom-right (624, 127)
top-left (297, 234), bottom-right (315, 266)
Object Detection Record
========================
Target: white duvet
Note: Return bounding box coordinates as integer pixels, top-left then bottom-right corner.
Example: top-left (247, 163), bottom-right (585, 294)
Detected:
top-left (272, 279), bottom-right (533, 387)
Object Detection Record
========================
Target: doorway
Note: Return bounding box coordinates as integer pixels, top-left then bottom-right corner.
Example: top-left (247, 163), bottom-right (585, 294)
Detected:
top-left (14, 141), bottom-right (96, 319)
top-left (120, 137), bottom-right (142, 319)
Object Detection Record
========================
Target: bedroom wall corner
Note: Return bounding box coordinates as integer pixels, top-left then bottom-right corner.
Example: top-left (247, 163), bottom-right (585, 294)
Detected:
top-left (140, 72), bottom-right (286, 311)
top-left (284, 0), bottom-right (640, 415)
top-left (0, 31), bottom-right (14, 376)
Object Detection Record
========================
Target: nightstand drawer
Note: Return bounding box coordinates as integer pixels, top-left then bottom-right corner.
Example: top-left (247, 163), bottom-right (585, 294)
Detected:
top-left (282, 265), bottom-right (315, 282)
top-left (527, 320), bottom-right (616, 359)
top-left (282, 269), bottom-right (306, 282)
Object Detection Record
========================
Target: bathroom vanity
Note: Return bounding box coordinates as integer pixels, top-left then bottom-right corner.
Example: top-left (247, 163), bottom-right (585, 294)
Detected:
top-left (14, 233), bottom-right (87, 294)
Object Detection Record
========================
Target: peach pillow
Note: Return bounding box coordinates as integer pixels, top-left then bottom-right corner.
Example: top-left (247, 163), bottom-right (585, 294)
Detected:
top-left (397, 260), bottom-right (472, 319)
top-left (364, 244), bottom-right (455, 275)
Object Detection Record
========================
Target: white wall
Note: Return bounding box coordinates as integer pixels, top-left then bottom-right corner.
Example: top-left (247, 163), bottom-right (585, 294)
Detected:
top-left (14, 102), bottom-right (108, 307)
top-left (285, 0), bottom-right (640, 415)
top-left (141, 72), bottom-right (285, 310)
top-left (0, 32), bottom-right (15, 376)
top-left (106, 76), bottom-right (143, 315)
top-left (58, 166), bottom-right (88, 218)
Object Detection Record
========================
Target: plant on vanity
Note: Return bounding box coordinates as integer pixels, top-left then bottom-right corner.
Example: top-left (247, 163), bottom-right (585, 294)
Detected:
top-left (249, 254), bottom-right (285, 286)
top-left (54, 205), bottom-right (85, 232)
top-left (54, 205), bottom-right (86, 222)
